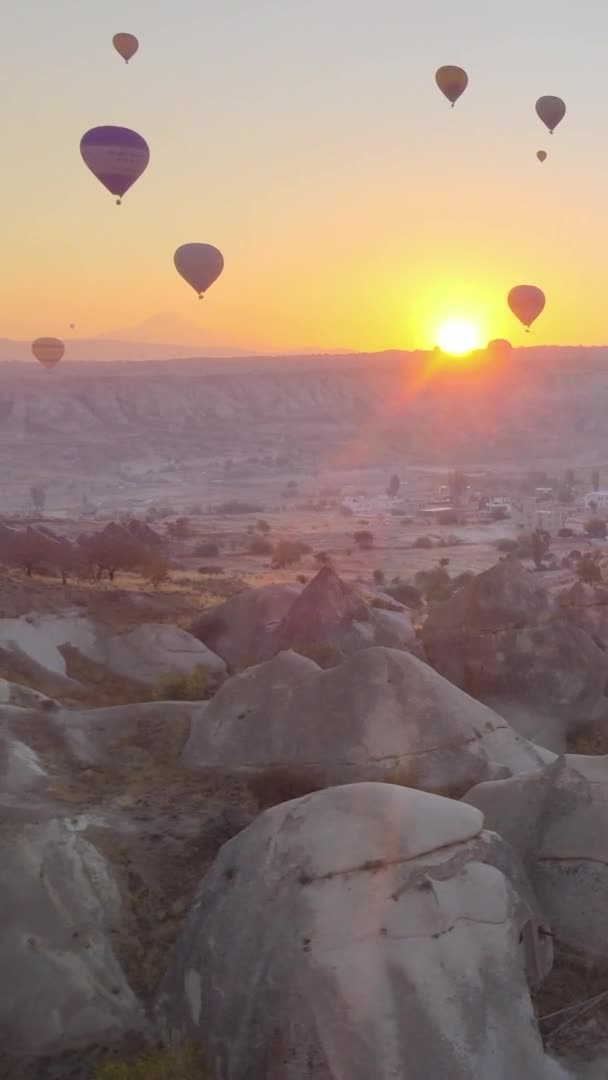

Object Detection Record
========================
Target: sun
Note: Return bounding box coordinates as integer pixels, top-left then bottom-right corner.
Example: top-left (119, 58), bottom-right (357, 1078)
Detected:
top-left (436, 319), bottom-right (481, 356)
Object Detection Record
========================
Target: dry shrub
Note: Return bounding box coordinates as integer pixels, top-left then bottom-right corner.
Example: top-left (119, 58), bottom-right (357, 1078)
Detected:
top-left (93, 1042), bottom-right (211, 1079)
top-left (294, 641), bottom-right (339, 668)
top-left (248, 766), bottom-right (325, 810)
top-left (152, 664), bottom-right (211, 701)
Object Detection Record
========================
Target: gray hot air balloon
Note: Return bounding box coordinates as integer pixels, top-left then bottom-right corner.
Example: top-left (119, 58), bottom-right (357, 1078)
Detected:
top-left (80, 126), bottom-right (150, 205)
top-left (174, 244), bottom-right (224, 298)
top-left (508, 285), bottom-right (546, 331)
top-left (32, 337), bottom-right (64, 372)
top-left (536, 96), bottom-right (566, 134)
top-left (435, 65), bottom-right (468, 107)
top-left (113, 33), bottom-right (139, 63)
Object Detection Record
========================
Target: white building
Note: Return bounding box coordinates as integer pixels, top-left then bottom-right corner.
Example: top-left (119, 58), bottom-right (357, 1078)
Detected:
top-left (584, 491), bottom-right (608, 511)
top-left (341, 494), bottom-right (400, 518)
top-left (487, 497), bottom-right (512, 514)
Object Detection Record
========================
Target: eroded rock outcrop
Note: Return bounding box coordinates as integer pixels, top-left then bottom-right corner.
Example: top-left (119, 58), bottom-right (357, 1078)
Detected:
top-left (422, 558), bottom-right (608, 751)
top-left (183, 646), bottom-right (552, 796)
top-left (157, 782), bottom-right (557, 1080)
top-left (465, 755), bottom-right (608, 964)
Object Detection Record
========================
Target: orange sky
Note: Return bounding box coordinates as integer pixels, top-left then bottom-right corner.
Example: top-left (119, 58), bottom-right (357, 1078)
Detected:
top-left (3, 1), bottom-right (608, 351)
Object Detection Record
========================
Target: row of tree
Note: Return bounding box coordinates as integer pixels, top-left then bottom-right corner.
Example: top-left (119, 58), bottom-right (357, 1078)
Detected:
top-left (0, 521), bottom-right (168, 585)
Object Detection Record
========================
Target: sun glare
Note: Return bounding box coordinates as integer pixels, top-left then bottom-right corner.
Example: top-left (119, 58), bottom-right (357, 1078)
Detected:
top-left (436, 320), bottom-right (480, 356)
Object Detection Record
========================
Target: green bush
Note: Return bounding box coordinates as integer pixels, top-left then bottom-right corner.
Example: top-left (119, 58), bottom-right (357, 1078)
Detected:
top-left (152, 664), bottom-right (210, 701)
top-left (92, 1043), bottom-right (210, 1079)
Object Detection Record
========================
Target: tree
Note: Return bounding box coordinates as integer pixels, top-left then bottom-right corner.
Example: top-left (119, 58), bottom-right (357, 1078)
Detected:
top-left (353, 530), bottom-right (374, 550)
top-left (438, 509), bottom-right (460, 525)
top-left (272, 540), bottom-right (303, 568)
top-left (490, 506), bottom-right (508, 521)
top-left (586, 517), bottom-right (607, 539)
top-left (448, 471), bottom-right (468, 507)
top-left (592, 469), bottom-right (601, 493)
top-left (531, 529), bottom-right (550, 570)
top-left (387, 474), bottom-right (400, 498)
top-left (256, 519), bottom-right (271, 534)
top-left (249, 536), bottom-right (273, 556)
top-left (373, 569), bottom-right (385, 586)
top-left (576, 557), bottom-right (602, 585)
top-left (166, 517), bottom-right (193, 540)
top-left (30, 485), bottom-right (46, 514)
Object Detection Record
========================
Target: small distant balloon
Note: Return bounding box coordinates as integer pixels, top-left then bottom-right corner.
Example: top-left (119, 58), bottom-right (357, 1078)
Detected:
top-left (113, 33), bottom-right (139, 63)
top-left (487, 338), bottom-right (512, 360)
top-left (536, 150), bottom-right (547, 163)
top-left (80, 126), bottom-right (150, 205)
top-left (508, 285), bottom-right (546, 331)
top-left (32, 337), bottom-right (64, 372)
top-left (69, 323), bottom-right (76, 330)
top-left (435, 65), bottom-right (468, 107)
top-left (536, 96), bottom-right (566, 134)
top-left (174, 244), bottom-right (224, 299)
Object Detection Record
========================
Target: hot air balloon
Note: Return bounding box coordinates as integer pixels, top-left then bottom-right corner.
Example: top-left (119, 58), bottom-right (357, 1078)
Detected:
top-left (113, 33), bottom-right (139, 63)
top-left (508, 285), bottom-right (546, 331)
top-left (80, 126), bottom-right (150, 205)
top-left (487, 338), bottom-right (512, 360)
top-left (174, 244), bottom-right (224, 298)
top-left (536, 96), bottom-right (566, 134)
top-left (69, 323), bottom-right (76, 330)
top-left (537, 150), bottom-right (547, 163)
top-left (32, 337), bottom-right (64, 372)
top-left (435, 66), bottom-right (468, 107)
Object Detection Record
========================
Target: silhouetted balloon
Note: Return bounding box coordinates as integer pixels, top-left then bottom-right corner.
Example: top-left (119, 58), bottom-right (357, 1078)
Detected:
top-left (113, 33), bottom-right (139, 63)
top-left (174, 244), bottom-right (224, 298)
top-left (536, 96), bottom-right (566, 134)
top-left (508, 285), bottom-right (546, 330)
top-left (435, 66), bottom-right (468, 107)
top-left (69, 323), bottom-right (76, 330)
top-left (80, 126), bottom-right (150, 205)
top-left (537, 150), bottom-right (547, 163)
top-left (32, 337), bottom-right (64, 372)
top-left (487, 338), bottom-right (512, 360)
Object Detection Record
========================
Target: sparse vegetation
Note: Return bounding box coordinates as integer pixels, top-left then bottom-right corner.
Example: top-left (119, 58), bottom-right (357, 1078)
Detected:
top-left (353, 530), bottom-right (374, 550)
top-left (216, 500), bottom-right (263, 515)
top-left (152, 664), bottom-right (211, 701)
top-left (92, 1043), bottom-right (211, 1079)
top-left (256, 519), bottom-right (271, 534)
top-left (413, 535), bottom-right (433, 549)
top-left (373, 569), bottom-right (385, 586)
